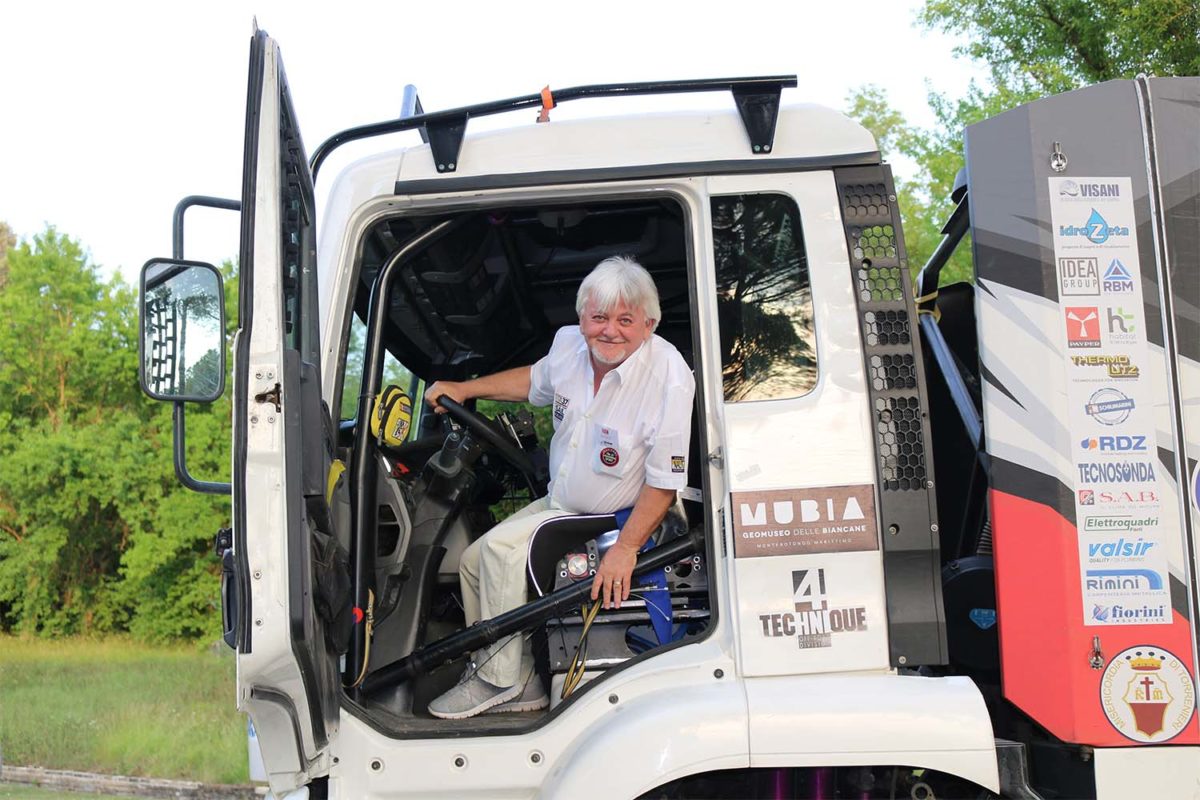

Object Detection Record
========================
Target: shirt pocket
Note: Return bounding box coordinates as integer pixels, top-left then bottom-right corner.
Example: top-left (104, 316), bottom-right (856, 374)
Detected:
top-left (590, 423), bottom-right (628, 479)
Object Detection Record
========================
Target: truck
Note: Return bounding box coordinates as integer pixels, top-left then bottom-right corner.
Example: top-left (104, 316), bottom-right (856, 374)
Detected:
top-left (138, 25), bottom-right (1200, 800)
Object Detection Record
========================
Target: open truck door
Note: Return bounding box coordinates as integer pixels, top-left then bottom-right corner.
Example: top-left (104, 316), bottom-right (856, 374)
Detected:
top-left (233, 27), bottom-right (344, 793)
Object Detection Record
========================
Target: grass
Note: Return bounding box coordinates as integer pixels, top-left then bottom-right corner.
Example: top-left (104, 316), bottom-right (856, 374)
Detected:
top-left (0, 637), bottom-right (249, 784)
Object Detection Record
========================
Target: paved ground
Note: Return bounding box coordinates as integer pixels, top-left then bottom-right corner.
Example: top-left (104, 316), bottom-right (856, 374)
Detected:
top-left (0, 767), bottom-right (258, 800)
top-left (1, 785), bottom-right (146, 799)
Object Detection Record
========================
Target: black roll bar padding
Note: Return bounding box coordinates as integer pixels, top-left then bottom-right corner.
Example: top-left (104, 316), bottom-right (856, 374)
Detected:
top-left (310, 76), bottom-right (799, 180)
top-left (913, 192), bottom-right (971, 312)
top-left (169, 195), bottom-right (241, 496)
top-left (349, 217), bottom-right (471, 692)
top-left (919, 314), bottom-right (983, 452)
top-left (436, 395), bottom-right (538, 479)
top-left (910, 187), bottom-right (983, 452)
top-left (360, 528), bottom-right (702, 695)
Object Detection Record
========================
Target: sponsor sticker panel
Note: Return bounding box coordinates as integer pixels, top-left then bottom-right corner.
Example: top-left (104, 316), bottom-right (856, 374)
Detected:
top-left (1049, 177), bottom-right (1171, 626)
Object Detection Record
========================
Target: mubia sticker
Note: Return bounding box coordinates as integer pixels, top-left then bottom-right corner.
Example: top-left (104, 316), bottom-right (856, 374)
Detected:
top-left (732, 484), bottom-right (878, 557)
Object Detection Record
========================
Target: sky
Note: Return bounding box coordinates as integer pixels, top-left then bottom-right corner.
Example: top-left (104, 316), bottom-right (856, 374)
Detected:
top-left (1, 1), bottom-right (986, 285)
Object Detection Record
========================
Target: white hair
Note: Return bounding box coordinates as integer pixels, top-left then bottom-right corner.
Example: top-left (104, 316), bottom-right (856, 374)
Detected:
top-left (575, 256), bottom-right (661, 331)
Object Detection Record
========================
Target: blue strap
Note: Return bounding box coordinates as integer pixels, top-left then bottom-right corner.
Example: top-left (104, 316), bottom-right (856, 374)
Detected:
top-left (613, 507), bottom-right (673, 645)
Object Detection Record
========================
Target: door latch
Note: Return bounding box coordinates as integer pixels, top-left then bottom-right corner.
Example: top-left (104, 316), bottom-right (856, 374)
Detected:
top-left (254, 383), bottom-right (282, 413)
top-left (707, 447), bottom-right (724, 470)
top-left (1089, 635), bottom-right (1104, 670)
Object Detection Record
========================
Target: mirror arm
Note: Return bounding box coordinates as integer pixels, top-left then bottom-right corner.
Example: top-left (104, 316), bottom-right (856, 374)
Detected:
top-left (173, 402), bottom-right (232, 495)
top-left (169, 196), bottom-right (240, 497)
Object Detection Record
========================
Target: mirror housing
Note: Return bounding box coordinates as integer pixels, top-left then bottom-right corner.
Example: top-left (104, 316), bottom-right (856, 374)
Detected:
top-left (139, 258), bottom-right (226, 403)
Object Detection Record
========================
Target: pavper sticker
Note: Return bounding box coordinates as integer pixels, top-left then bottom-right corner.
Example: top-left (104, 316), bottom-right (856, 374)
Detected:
top-left (732, 484), bottom-right (877, 557)
top-left (1100, 646), bottom-right (1196, 743)
top-left (1065, 307), bottom-right (1101, 348)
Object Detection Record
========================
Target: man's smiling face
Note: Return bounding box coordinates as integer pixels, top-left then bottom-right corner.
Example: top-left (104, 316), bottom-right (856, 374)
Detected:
top-left (579, 296), bottom-right (653, 368)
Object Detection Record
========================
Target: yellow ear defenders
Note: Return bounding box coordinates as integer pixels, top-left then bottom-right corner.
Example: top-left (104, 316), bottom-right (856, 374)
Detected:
top-left (370, 386), bottom-right (413, 447)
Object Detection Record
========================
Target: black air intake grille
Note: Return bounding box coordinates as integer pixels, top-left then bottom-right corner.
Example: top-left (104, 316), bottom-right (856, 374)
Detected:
top-left (835, 164), bottom-right (946, 669)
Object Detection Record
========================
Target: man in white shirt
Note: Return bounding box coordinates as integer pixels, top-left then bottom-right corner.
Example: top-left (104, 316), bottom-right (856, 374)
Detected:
top-left (424, 255), bottom-right (695, 719)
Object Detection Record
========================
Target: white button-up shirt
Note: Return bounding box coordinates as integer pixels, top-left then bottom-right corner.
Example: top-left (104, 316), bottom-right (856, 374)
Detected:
top-left (528, 326), bottom-right (695, 515)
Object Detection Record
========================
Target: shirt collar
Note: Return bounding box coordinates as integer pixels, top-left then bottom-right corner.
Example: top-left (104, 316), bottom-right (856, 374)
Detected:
top-left (573, 327), bottom-right (653, 386)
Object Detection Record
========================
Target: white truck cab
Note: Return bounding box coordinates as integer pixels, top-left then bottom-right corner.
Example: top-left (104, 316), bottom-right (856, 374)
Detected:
top-left (140, 27), bottom-right (1200, 800)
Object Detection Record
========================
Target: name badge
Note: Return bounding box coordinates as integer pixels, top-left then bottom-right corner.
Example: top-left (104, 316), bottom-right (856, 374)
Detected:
top-left (593, 424), bottom-right (623, 476)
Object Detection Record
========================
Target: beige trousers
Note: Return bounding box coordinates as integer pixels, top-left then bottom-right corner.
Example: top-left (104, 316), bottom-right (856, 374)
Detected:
top-left (459, 496), bottom-right (571, 687)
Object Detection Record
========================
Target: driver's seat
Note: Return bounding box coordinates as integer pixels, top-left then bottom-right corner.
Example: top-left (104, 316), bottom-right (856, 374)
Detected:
top-left (524, 501), bottom-right (689, 599)
top-left (524, 501), bottom-right (707, 704)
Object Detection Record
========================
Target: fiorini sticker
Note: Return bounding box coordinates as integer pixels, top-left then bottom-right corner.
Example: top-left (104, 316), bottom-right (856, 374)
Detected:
top-left (1100, 646), bottom-right (1196, 743)
top-left (732, 484), bottom-right (877, 557)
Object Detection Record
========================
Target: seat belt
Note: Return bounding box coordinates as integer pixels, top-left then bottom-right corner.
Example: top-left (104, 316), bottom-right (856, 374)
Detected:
top-left (613, 508), bottom-right (675, 645)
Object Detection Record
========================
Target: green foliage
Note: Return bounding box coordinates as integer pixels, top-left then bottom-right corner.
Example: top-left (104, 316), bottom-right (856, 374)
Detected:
top-left (846, 86), bottom-right (976, 286)
top-left (919, 0), bottom-right (1200, 95)
top-left (0, 636), bottom-right (247, 783)
top-left (0, 221), bottom-right (14, 289)
top-left (0, 229), bottom-right (231, 642)
top-left (847, 0), bottom-right (1198, 288)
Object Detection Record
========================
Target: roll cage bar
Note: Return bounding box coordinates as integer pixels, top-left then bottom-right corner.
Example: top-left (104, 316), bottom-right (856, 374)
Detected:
top-left (310, 75), bottom-right (799, 179)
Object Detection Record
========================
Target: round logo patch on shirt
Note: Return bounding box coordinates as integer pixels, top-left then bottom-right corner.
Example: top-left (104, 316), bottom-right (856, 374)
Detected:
top-left (600, 447), bottom-right (620, 467)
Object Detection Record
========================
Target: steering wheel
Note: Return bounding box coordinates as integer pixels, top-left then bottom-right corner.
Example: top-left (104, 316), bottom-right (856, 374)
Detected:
top-left (437, 395), bottom-right (547, 493)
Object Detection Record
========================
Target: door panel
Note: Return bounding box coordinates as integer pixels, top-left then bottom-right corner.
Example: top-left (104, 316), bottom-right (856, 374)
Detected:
top-left (233, 28), bottom-right (339, 792)
top-left (705, 173), bottom-right (889, 678)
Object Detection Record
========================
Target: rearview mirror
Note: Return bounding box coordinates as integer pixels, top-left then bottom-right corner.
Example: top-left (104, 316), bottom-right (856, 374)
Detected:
top-left (139, 258), bottom-right (226, 402)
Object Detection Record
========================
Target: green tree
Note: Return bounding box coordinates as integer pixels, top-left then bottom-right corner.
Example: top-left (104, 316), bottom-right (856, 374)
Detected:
top-left (0, 229), bottom-right (233, 640)
top-left (920, 0), bottom-right (1200, 95)
top-left (846, 86), bottom-right (977, 285)
top-left (0, 221), bottom-right (14, 289)
top-left (847, 0), bottom-right (1199, 287)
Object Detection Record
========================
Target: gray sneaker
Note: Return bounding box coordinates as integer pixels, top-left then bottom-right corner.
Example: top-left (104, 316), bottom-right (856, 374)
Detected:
top-left (484, 669), bottom-right (549, 714)
top-left (428, 669), bottom-right (521, 720)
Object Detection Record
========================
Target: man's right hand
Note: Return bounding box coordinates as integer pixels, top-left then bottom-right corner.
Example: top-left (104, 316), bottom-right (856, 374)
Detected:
top-left (424, 381), bottom-right (469, 414)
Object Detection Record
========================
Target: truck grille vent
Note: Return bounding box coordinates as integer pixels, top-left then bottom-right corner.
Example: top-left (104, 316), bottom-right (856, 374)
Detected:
top-left (875, 395), bottom-right (926, 490)
top-left (869, 353), bottom-right (917, 390)
top-left (836, 165), bottom-right (946, 668)
top-left (842, 183), bottom-right (892, 219)
top-left (864, 310), bottom-right (911, 346)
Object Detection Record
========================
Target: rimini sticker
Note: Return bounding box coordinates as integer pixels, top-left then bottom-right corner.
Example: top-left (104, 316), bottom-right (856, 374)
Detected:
top-left (1100, 646), bottom-right (1196, 743)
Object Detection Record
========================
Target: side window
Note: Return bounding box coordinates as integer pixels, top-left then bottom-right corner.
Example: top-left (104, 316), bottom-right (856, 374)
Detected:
top-left (340, 313), bottom-right (419, 433)
top-left (712, 193), bottom-right (817, 403)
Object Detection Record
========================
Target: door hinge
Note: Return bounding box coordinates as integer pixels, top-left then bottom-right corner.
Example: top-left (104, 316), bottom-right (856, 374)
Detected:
top-left (708, 447), bottom-right (724, 470)
top-left (254, 383), bottom-right (282, 413)
top-left (214, 527), bottom-right (233, 557)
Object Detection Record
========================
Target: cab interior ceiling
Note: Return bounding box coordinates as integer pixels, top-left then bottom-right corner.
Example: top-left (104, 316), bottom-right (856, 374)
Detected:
top-left (353, 197), bottom-right (692, 381)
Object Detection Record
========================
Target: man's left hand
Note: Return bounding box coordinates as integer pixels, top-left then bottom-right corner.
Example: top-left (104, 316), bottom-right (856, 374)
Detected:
top-left (591, 541), bottom-right (638, 609)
